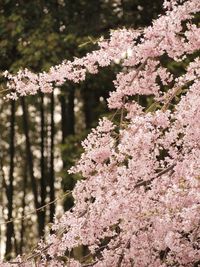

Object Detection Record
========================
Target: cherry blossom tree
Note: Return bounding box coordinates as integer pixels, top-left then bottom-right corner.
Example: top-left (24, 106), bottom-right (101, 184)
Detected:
top-left (1, 0), bottom-right (200, 266)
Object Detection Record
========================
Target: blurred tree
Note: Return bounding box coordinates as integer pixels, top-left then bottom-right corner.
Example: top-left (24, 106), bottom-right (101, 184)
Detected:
top-left (5, 100), bottom-right (15, 259)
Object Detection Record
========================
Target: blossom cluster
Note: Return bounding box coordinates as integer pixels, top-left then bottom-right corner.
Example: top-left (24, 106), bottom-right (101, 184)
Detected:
top-left (1, 0), bottom-right (200, 266)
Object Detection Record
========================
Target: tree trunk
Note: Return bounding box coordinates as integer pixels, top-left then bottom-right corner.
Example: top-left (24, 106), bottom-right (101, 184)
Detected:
top-left (60, 87), bottom-right (75, 211)
top-left (21, 97), bottom-right (44, 237)
top-left (39, 93), bottom-right (46, 232)
top-left (60, 87), bottom-right (75, 147)
top-left (82, 84), bottom-right (99, 129)
top-left (19, 160), bottom-right (28, 254)
top-left (5, 100), bottom-right (15, 259)
top-left (49, 92), bottom-right (55, 223)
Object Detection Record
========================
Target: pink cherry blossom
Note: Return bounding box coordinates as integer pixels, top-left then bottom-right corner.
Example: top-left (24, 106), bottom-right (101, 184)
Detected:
top-left (1, 0), bottom-right (200, 266)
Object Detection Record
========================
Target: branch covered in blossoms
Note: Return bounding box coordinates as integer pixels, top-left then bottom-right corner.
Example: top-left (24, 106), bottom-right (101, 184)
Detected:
top-left (1, 0), bottom-right (200, 266)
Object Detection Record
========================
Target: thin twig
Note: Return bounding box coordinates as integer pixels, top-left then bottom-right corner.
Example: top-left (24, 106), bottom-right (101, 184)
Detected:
top-left (161, 86), bottom-right (182, 112)
top-left (134, 163), bottom-right (176, 189)
top-left (116, 239), bottom-right (131, 267)
top-left (82, 260), bottom-right (98, 267)
top-left (0, 191), bottom-right (72, 226)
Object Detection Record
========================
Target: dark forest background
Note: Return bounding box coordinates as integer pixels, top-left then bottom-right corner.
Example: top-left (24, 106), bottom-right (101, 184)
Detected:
top-left (0, 0), bottom-right (163, 260)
